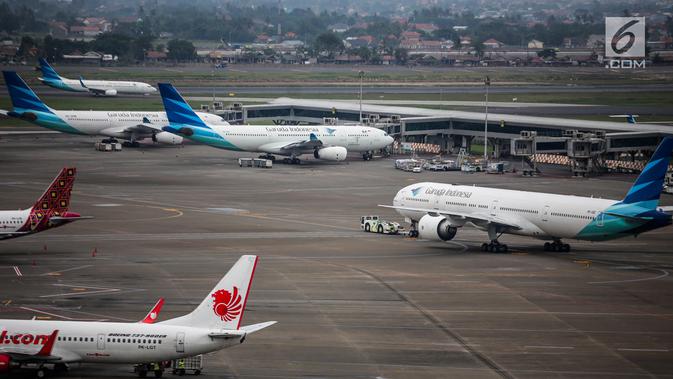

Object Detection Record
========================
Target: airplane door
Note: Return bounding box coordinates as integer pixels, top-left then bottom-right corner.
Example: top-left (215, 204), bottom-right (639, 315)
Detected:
top-left (542, 205), bottom-right (550, 222)
top-left (176, 332), bottom-right (185, 353)
top-left (490, 200), bottom-right (498, 216)
top-left (97, 334), bottom-right (105, 350)
top-left (597, 213), bottom-right (604, 227)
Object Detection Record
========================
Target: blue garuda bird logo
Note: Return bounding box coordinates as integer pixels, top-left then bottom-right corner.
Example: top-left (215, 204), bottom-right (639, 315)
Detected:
top-left (325, 127), bottom-right (337, 135)
top-left (410, 187), bottom-right (423, 196)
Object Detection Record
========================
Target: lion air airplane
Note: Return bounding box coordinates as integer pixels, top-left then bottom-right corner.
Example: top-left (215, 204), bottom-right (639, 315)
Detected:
top-left (38, 58), bottom-right (156, 96)
top-left (0, 167), bottom-right (90, 240)
top-left (381, 137), bottom-right (673, 253)
top-left (158, 83), bottom-right (394, 163)
top-left (0, 255), bottom-right (275, 377)
top-left (1, 71), bottom-right (227, 146)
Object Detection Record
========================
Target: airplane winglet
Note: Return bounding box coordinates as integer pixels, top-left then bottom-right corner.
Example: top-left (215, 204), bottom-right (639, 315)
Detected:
top-left (36, 330), bottom-right (59, 356)
top-left (140, 298), bottom-right (165, 324)
top-left (78, 76), bottom-right (88, 89)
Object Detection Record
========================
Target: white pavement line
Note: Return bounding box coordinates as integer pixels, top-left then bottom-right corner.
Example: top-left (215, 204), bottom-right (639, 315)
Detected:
top-left (589, 269), bottom-right (669, 284)
top-left (19, 306), bottom-right (78, 320)
top-left (525, 345), bottom-right (575, 349)
top-left (39, 265), bottom-right (93, 276)
top-left (617, 348), bottom-right (669, 352)
top-left (13, 266), bottom-right (22, 277)
top-left (40, 283), bottom-right (123, 298)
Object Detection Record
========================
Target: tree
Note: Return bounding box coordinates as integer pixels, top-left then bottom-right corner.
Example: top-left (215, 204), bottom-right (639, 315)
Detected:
top-left (537, 48), bottom-right (557, 60)
top-left (17, 36), bottom-right (36, 57)
top-left (92, 34), bottom-right (133, 58)
top-left (471, 39), bottom-right (484, 59)
top-left (314, 32), bottom-right (343, 58)
top-left (167, 39), bottom-right (196, 61)
top-left (394, 47), bottom-right (408, 64)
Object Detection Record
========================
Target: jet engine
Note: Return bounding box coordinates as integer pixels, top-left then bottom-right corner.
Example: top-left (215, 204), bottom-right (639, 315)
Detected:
top-left (418, 214), bottom-right (458, 241)
top-left (0, 354), bottom-right (11, 372)
top-left (152, 131), bottom-right (184, 145)
top-left (314, 146), bottom-right (347, 161)
top-left (104, 89), bottom-right (118, 96)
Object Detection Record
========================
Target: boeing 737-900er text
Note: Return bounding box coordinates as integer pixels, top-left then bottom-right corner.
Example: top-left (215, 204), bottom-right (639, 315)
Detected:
top-left (0, 255), bottom-right (275, 378)
top-left (158, 83), bottom-right (394, 162)
top-left (1, 71), bottom-right (226, 145)
top-left (381, 137), bottom-right (673, 253)
top-left (0, 167), bottom-right (90, 240)
top-left (38, 58), bottom-right (156, 96)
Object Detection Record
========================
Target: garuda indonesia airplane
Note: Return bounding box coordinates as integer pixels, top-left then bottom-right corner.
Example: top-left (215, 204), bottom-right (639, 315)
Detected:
top-left (38, 58), bottom-right (155, 96)
top-left (1, 71), bottom-right (224, 146)
top-left (158, 83), bottom-right (394, 163)
top-left (382, 137), bottom-right (673, 253)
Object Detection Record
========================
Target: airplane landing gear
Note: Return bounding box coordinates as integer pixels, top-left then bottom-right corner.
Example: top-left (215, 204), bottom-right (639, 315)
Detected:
top-left (407, 221), bottom-right (419, 237)
top-left (101, 138), bottom-right (118, 144)
top-left (259, 154), bottom-right (276, 161)
top-left (482, 225), bottom-right (508, 253)
top-left (363, 152), bottom-right (373, 161)
top-left (481, 241), bottom-right (508, 253)
top-left (122, 141), bottom-right (141, 147)
top-left (544, 240), bottom-right (570, 252)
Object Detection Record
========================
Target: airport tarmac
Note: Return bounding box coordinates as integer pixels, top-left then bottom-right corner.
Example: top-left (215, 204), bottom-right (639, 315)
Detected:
top-left (1, 133), bottom-right (673, 378)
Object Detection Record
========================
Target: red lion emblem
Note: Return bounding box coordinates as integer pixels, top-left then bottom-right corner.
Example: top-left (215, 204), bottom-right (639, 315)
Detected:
top-left (211, 287), bottom-right (243, 321)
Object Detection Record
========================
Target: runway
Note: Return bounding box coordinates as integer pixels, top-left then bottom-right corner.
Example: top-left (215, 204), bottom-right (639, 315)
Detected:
top-left (1, 134), bottom-right (672, 378)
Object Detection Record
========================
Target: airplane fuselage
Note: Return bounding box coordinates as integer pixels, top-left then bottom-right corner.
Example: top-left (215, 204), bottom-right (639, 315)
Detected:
top-left (170, 123), bottom-right (393, 155)
top-left (39, 77), bottom-right (155, 95)
top-left (0, 320), bottom-right (238, 364)
top-left (0, 210), bottom-right (30, 240)
top-left (394, 182), bottom-right (671, 241)
top-left (11, 109), bottom-right (223, 140)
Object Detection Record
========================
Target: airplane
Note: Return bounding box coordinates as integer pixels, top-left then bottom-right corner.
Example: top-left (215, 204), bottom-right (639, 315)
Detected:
top-left (381, 137), bottom-right (673, 253)
top-left (1, 71), bottom-right (226, 146)
top-left (37, 58), bottom-right (156, 96)
top-left (0, 255), bottom-right (275, 378)
top-left (158, 83), bottom-right (394, 163)
top-left (0, 167), bottom-right (90, 240)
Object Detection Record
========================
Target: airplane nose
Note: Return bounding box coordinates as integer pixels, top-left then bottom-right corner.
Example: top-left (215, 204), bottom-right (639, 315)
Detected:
top-left (386, 136), bottom-right (394, 145)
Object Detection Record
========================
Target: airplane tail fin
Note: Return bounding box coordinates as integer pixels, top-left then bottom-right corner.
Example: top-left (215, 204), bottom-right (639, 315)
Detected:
top-left (31, 167), bottom-right (76, 216)
top-left (158, 83), bottom-right (211, 129)
top-left (161, 255), bottom-right (259, 330)
top-left (621, 137), bottom-right (673, 209)
top-left (38, 58), bottom-right (62, 81)
top-left (2, 71), bottom-right (53, 114)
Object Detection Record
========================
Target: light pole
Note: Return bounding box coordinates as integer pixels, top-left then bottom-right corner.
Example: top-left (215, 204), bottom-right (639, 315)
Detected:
top-left (359, 70), bottom-right (364, 123)
top-left (484, 75), bottom-right (490, 163)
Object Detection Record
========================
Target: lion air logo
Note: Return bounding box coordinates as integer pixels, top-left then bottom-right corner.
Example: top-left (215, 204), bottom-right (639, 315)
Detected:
top-left (211, 287), bottom-right (243, 322)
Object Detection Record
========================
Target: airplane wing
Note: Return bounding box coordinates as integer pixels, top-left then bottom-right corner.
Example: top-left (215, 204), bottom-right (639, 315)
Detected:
top-left (378, 204), bottom-right (522, 230)
top-left (100, 118), bottom-right (164, 138)
top-left (139, 298), bottom-right (165, 324)
top-left (78, 76), bottom-right (109, 95)
top-left (258, 133), bottom-right (323, 154)
top-left (0, 330), bottom-right (62, 363)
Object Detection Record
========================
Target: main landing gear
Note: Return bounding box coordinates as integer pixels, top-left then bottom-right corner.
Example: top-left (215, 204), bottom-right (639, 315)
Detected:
top-left (101, 138), bottom-right (118, 144)
top-left (544, 240), bottom-right (571, 252)
top-left (258, 154), bottom-right (276, 161)
top-left (122, 140), bottom-right (141, 147)
top-left (407, 221), bottom-right (419, 237)
top-left (481, 241), bottom-right (508, 253)
top-left (481, 225), bottom-right (508, 253)
top-left (362, 152), bottom-right (373, 161)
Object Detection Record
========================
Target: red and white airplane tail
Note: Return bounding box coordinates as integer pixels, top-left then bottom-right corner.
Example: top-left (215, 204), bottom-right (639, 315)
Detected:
top-left (22, 167), bottom-right (88, 231)
top-left (161, 255), bottom-right (265, 331)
